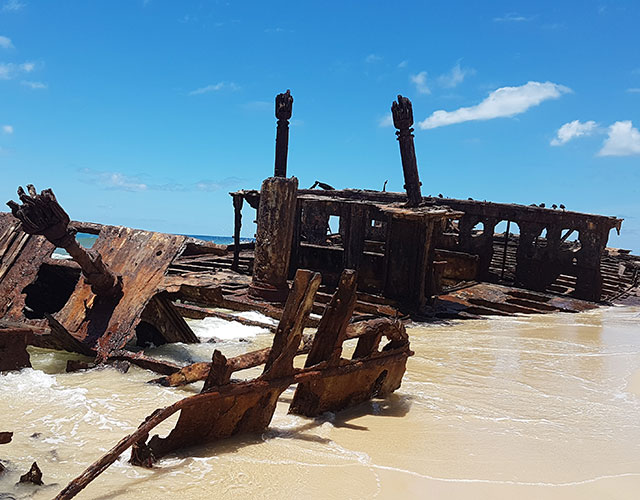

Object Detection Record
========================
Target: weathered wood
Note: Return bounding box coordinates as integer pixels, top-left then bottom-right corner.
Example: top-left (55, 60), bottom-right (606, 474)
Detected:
top-left (262, 269), bottom-right (321, 379)
top-left (274, 89), bottom-right (293, 177)
top-left (50, 225), bottom-right (194, 361)
top-left (19, 461), bottom-right (43, 485)
top-left (172, 302), bottom-right (277, 332)
top-left (108, 350), bottom-right (181, 376)
top-left (181, 237), bottom-right (227, 257)
top-left (139, 293), bottom-right (199, 344)
top-left (202, 350), bottom-right (232, 392)
top-left (7, 185), bottom-right (120, 297)
top-left (0, 327), bottom-right (31, 371)
top-left (291, 318), bottom-right (410, 417)
top-left (231, 194), bottom-right (243, 270)
top-left (304, 269), bottom-right (358, 367)
top-left (45, 314), bottom-right (95, 357)
top-left (343, 205), bottom-right (367, 270)
top-left (249, 176), bottom-right (299, 302)
top-left (391, 95), bottom-right (422, 207)
top-left (149, 341), bottom-right (319, 387)
top-left (0, 213), bottom-right (54, 321)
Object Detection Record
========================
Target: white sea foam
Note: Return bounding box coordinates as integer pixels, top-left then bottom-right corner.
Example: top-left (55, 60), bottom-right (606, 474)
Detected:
top-left (0, 368), bottom-right (86, 407)
top-left (51, 249), bottom-right (72, 260)
top-left (186, 316), bottom-right (269, 341)
top-left (233, 310), bottom-right (277, 326)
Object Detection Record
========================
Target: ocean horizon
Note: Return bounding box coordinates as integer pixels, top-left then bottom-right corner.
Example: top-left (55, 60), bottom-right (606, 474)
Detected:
top-left (51, 233), bottom-right (253, 259)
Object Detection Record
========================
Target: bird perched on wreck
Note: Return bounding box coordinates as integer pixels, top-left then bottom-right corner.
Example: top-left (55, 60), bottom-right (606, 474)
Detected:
top-left (309, 180), bottom-right (335, 190)
top-left (560, 204), bottom-right (566, 211)
top-left (539, 203), bottom-right (546, 208)
top-left (552, 204), bottom-right (558, 209)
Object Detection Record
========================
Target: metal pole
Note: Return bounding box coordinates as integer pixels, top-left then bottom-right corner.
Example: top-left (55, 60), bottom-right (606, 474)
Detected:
top-left (274, 90), bottom-right (293, 177)
top-left (392, 95), bottom-right (422, 207)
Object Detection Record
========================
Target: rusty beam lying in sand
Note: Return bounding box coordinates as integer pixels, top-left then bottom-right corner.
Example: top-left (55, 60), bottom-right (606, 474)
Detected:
top-left (148, 317), bottom-right (404, 387)
top-left (54, 269), bottom-right (413, 499)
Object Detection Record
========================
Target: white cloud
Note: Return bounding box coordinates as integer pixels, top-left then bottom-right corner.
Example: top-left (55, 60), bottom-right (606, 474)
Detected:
top-left (410, 71), bottom-right (430, 94)
top-left (0, 36), bottom-right (13, 49)
top-left (79, 168), bottom-right (244, 192)
top-left (598, 121), bottom-right (640, 157)
top-left (104, 172), bottom-right (148, 191)
top-left (397, 60), bottom-right (408, 69)
top-left (188, 82), bottom-right (238, 95)
top-left (0, 61), bottom-right (36, 80)
top-left (418, 81), bottom-right (571, 130)
top-left (550, 120), bottom-right (597, 146)
top-left (2, 125), bottom-right (13, 134)
top-left (19, 61), bottom-right (34, 72)
top-left (627, 88), bottom-right (640, 94)
top-left (365, 54), bottom-right (381, 63)
top-left (0, 62), bottom-right (16, 79)
top-left (437, 61), bottom-right (475, 88)
top-left (21, 80), bottom-right (46, 89)
top-left (494, 12), bottom-right (534, 22)
top-left (378, 114), bottom-right (393, 128)
top-left (2, 0), bottom-right (24, 12)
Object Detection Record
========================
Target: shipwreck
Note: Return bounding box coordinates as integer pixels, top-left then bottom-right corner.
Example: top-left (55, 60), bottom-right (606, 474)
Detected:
top-left (0, 90), bottom-right (638, 498)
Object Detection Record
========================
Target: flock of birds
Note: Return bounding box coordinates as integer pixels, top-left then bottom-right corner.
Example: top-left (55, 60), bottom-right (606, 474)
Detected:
top-left (434, 193), bottom-right (567, 211)
top-left (309, 180), bottom-right (568, 211)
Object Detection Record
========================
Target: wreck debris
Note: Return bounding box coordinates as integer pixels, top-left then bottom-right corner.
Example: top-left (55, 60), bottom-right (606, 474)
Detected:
top-left (233, 186), bottom-right (623, 307)
top-left (392, 95), bottom-right (422, 207)
top-left (248, 90), bottom-right (300, 301)
top-left (0, 212), bottom-right (57, 324)
top-left (0, 326), bottom-right (31, 371)
top-left (249, 176), bottom-right (299, 302)
top-left (274, 89), bottom-right (293, 177)
top-left (53, 269), bottom-right (413, 499)
top-left (231, 193), bottom-right (243, 271)
top-left (0, 195), bottom-right (200, 361)
top-left (18, 461), bottom-right (43, 486)
top-left (0, 432), bottom-right (11, 475)
top-left (7, 186), bottom-right (120, 298)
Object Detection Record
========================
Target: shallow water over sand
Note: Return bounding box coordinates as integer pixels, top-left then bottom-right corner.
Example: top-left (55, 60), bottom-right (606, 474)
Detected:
top-left (1, 306), bottom-right (640, 499)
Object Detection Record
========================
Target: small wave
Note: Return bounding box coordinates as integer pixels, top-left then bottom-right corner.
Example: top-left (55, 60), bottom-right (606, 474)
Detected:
top-left (51, 249), bottom-right (72, 260)
top-left (0, 369), bottom-right (87, 407)
top-left (186, 317), bottom-right (270, 341)
top-left (233, 311), bottom-right (277, 326)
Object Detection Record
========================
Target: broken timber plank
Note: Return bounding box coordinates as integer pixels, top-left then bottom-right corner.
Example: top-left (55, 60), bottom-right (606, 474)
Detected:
top-left (0, 213), bottom-right (55, 322)
top-left (50, 225), bottom-right (198, 361)
top-left (131, 269), bottom-right (321, 462)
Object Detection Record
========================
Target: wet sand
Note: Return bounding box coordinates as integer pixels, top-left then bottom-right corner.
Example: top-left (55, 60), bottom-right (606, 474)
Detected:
top-left (1, 306), bottom-right (639, 499)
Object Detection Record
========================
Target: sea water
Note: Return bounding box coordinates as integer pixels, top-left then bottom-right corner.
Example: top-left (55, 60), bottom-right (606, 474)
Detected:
top-left (51, 233), bottom-right (253, 260)
top-left (1, 306), bottom-right (640, 499)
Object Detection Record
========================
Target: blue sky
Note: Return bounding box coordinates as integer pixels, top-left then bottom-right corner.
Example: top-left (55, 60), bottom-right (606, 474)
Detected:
top-left (0, 1), bottom-right (639, 250)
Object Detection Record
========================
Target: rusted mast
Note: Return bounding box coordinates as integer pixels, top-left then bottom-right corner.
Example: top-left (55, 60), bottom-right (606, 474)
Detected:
top-left (249, 91), bottom-right (299, 302)
top-left (274, 89), bottom-right (293, 177)
top-left (392, 95), bottom-right (422, 207)
top-left (6, 185), bottom-right (121, 297)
